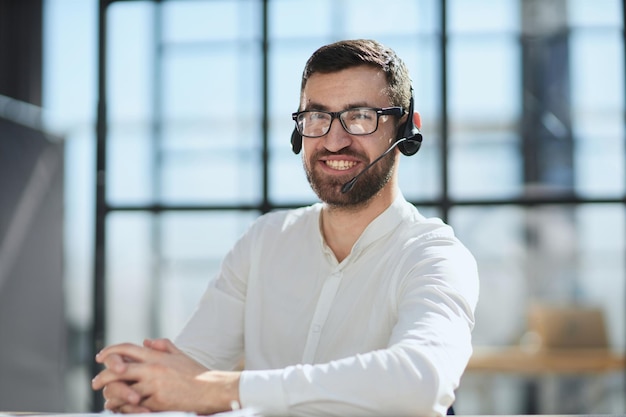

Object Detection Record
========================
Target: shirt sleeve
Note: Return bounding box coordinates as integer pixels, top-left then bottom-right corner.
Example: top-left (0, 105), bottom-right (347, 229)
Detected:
top-left (239, 234), bottom-right (479, 417)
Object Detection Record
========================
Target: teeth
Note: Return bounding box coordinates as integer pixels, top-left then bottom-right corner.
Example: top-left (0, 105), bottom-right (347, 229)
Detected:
top-left (325, 160), bottom-right (357, 170)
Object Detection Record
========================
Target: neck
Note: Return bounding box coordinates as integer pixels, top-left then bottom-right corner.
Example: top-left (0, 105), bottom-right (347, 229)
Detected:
top-left (321, 185), bottom-right (398, 262)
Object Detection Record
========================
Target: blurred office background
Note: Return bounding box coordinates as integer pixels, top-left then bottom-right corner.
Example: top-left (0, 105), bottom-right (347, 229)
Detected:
top-left (0, 0), bottom-right (624, 414)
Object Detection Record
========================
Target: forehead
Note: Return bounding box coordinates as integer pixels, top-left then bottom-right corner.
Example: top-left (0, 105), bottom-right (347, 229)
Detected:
top-left (301, 66), bottom-right (391, 109)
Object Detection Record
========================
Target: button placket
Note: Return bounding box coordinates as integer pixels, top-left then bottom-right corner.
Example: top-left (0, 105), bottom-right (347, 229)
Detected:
top-left (301, 270), bottom-right (343, 363)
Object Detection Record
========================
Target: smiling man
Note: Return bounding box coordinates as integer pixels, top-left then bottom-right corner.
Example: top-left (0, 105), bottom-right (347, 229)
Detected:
top-left (92, 39), bottom-right (479, 417)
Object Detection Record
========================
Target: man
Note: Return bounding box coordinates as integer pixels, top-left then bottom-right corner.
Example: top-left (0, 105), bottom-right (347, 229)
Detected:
top-left (92, 39), bottom-right (479, 417)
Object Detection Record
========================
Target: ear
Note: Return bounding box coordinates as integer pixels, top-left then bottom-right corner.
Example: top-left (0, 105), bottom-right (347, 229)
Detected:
top-left (413, 111), bottom-right (422, 129)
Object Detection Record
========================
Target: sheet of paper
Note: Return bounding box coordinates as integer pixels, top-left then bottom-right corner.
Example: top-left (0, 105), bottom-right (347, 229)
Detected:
top-left (0, 410), bottom-right (261, 417)
top-left (214, 407), bottom-right (262, 417)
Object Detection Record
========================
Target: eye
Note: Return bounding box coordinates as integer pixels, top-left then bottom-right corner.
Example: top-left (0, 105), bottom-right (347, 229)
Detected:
top-left (348, 108), bottom-right (374, 121)
top-left (306, 112), bottom-right (329, 122)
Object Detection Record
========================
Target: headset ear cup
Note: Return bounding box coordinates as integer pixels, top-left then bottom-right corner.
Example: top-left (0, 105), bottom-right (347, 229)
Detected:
top-left (397, 128), bottom-right (422, 156)
top-left (396, 92), bottom-right (423, 156)
top-left (291, 129), bottom-right (302, 154)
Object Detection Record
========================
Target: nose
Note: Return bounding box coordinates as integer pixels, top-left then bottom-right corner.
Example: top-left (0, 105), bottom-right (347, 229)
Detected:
top-left (322, 117), bottom-right (352, 152)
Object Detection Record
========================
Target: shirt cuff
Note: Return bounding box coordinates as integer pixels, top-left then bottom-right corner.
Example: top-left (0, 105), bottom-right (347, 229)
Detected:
top-left (239, 369), bottom-right (289, 416)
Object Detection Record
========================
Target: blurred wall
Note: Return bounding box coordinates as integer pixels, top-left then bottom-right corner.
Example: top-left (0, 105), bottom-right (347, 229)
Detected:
top-left (0, 0), bottom-right (66, 411)
top-left (0, 112), bottom-right (66, 412)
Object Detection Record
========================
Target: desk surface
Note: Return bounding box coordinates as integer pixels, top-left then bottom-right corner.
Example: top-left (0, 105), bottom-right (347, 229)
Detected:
top-left (0, 411), bottom-right (626, 417)
top-left (467, 346), bottom-right (626, 375)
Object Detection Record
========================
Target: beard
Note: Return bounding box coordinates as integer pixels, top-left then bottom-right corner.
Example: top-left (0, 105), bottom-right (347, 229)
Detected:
top-left (304, 149), bottom-right (396, 208)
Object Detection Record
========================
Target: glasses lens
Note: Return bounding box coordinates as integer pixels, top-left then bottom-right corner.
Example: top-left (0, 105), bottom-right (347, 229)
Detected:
top-left (298, 112), bottom-right (331, 137)
top-left (340, 108), bottom-right (378, 135)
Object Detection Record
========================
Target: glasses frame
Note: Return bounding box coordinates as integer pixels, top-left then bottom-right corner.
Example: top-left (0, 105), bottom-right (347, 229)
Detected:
top-left (291, 106), bottom-right (404, 138)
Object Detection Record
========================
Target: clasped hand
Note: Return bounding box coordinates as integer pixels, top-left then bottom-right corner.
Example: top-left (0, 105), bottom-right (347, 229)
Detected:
top-left (91, 338), bottom-right (241, 414)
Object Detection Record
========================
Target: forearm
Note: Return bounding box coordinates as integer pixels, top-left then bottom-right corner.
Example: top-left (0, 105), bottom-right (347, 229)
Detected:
top-left (239, 342), bottom-right (469, 417)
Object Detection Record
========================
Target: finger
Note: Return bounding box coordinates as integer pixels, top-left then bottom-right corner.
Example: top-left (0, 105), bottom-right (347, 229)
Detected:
top-left (102, 382), bottom-right (141, 410)
top-left (92, 369), bottom-right (117, 391)
top-left (102, 353), bottom-right (129, 373)
top-left (96, 343), bottom-right (156, 364)
top-left (144, 338), bottom-right (181, 354)
top-left (92, 362), bottom-right (146, 390)
top-left (95, 343), bottom-right (138, 364)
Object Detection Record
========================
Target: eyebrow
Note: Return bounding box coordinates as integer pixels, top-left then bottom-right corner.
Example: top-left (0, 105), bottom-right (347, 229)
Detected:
top-left (302, 101), bottom-right (374, 112)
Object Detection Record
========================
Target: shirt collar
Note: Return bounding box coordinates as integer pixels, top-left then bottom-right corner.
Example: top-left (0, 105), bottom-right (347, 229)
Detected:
top-left (351, 192), bottom-right (410, 255)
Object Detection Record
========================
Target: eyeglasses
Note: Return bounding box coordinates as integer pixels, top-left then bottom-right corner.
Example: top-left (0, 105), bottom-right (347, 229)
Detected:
top-left (291, 106), bottom-right (404, 138)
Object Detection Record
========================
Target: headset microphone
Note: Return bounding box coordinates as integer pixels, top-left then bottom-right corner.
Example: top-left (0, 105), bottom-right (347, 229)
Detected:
top-left (340, 137), bottom-right (409, 194)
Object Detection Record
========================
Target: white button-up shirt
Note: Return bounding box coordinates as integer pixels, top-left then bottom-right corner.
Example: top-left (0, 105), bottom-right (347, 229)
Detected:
top-left (175, 193), bottom-right (479, 417)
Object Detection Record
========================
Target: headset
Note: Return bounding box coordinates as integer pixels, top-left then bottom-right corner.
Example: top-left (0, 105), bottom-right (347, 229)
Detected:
top-left (290, 90), bottom-right (423, 156)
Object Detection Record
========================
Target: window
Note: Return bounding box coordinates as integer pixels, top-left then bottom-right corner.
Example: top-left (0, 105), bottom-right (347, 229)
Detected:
top-left (45, 0), bottom-right (624, 413)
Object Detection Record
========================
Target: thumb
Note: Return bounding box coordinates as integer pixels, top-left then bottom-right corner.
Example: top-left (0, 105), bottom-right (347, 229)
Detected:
top-left (143, 338), bottom-right (181, 354)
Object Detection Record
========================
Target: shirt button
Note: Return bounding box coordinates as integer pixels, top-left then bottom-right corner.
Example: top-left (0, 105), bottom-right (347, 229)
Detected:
top-left (312, 324), bottom-right (321, 333)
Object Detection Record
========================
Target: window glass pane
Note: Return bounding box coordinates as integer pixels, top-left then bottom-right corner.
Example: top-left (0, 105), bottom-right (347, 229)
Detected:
top-left (571, 30), bottom-right (624, 197)
top-left (574, 122), bottom-right (624, 197)
top-left (343, 0), bottom-right (438, 35)
top-left (415, 205), bottom-right (441, 219)
top-left (448, 37), bottom-right (521, 124)
top-left (106, 3), bottom-right (155, 205)
top-left (106, 213), bottom-right (153, 345)
top-left (159, 46), bottom-right (262, 204)
top-left (107, 3), bottom-right (263, 205)
top-left (450, 132), bottom-right (522, 199)
top-left (269, 0), bottom-right (333, 39)
top-left (267, 41), bottom-right (315, 202)
top-left (449, 0), bottom-right (519, 34)
top-left (162, 46), bottom-right (260, 122)
top-left (160, 142), bottom-right (261, 204)
top-left (568, 0), bottom-right (622, 27)
top-left (107, 127), bottom-right (154, 204)
top-left (63, 131), bottom-right (96, 330)
top-left (571, 31), bottom-right (623, 112)
top-left (162, 0), bottom-right (259, 43)
top-left (268, 40), bottom-right (317, 152)
top-left (108, 2), bottom-right (154, 123)
top-left (576, 204), bottom-right (625, 351)
top-left (448, 36), bottom-right (521, 199)
top-left (267, 41), bottom-right (316, 203)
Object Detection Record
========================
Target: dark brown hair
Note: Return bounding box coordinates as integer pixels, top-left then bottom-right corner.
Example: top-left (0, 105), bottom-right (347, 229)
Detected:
top-left (300, 39), bottom-right (412, 110)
